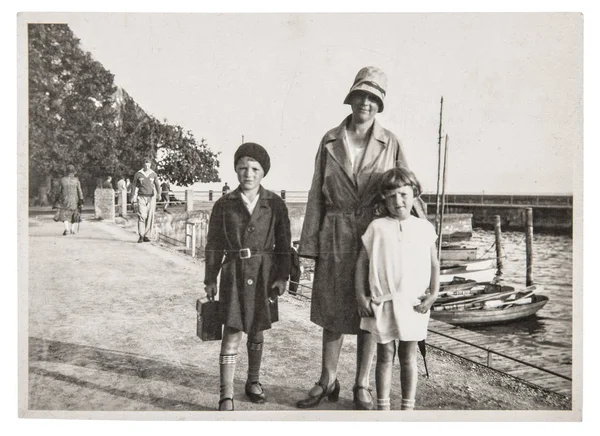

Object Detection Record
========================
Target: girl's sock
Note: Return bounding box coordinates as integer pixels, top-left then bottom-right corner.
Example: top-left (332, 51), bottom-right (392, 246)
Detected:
top-left (246, 341), bottom-right (264, 384)
top-left (377, 398), bottom-right (391, 410)
top-left (219, 354), bottom-right (237, 400)
top-left (401, 398), bottom-right (415, 410)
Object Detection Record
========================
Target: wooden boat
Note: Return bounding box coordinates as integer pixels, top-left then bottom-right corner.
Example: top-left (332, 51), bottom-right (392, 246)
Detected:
top-left (440, 264), bottom-right (497, 284)
top-left (438, 282), bottom-right (514, 303)
top-left (430, 285), bottom-right (548, 326)
top-left (440, 244), bottom-right (478, 263)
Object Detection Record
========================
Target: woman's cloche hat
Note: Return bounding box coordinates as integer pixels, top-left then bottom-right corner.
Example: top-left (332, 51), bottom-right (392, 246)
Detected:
top-left (343, 66), bottom-right (388, 113)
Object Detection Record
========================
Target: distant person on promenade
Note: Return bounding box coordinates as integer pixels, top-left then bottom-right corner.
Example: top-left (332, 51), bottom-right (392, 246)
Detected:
top-left (160, 180), bottom-right (171, 211)
top-left (55, 164), bottom-right (84, 236)
top-left (222, 182), bottom-right (230, 196)
top-left (102, 176), bottom-right (113, 189)
top-left (355, 166), bottom-right (439, 411)
top-left (130, 158), bottom-right (161, 243)
top-left (297, 66), bottom-right (426, 410)
top-left (116, 175), bottom-right (127, 216)
top-left (204, 142), bottom-right (291, 411)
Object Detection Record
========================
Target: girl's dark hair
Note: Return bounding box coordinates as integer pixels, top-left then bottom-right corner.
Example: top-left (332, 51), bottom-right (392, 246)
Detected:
top-left (378, 164), bottom-right (422, 198)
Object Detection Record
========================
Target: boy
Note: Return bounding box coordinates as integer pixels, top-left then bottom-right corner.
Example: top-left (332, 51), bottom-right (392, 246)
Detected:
top-left (204, 142), bottom-right (291, 411)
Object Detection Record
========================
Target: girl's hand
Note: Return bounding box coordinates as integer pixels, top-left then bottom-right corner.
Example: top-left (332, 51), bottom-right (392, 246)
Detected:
top-left (205, 283), bottom-right (217, 302)
top-left (357, 295), bottom-right (374, 318)
top-left (413, 293), bottom-right (437, 314)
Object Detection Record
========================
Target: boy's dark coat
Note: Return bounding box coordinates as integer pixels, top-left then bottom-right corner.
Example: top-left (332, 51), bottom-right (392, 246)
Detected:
top-left (205, 186), bottom-right (291, 333)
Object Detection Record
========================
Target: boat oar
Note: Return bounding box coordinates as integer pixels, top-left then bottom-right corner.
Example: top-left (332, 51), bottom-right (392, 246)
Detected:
top-left (418, 340), bottom-right (429, 378)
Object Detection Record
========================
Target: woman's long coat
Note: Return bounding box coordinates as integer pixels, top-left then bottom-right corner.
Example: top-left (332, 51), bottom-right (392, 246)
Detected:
top-left (204, 186), bottom-right (291, 333)
top-left (299, 116), bottom-right (415, 334)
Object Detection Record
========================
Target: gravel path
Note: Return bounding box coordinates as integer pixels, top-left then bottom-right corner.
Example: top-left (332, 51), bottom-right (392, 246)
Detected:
top-left (25, 213), bottom-right (572, 417)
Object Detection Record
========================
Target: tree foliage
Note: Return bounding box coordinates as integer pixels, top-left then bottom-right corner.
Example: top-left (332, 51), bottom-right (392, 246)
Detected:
top-left (28, 24), bottom-right (221, 203)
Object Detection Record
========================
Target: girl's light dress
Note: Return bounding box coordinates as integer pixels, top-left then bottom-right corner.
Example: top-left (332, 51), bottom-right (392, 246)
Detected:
top-left (360, 215), bottom-right (437, 343)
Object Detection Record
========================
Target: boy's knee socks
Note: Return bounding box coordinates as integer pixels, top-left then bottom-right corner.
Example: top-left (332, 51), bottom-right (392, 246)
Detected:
top-left (401, 398), bottom-right (415, 410)
top-left (247, 341), bottom-right (263, 383)
top-left (219, 354), bottom-right (237, 400)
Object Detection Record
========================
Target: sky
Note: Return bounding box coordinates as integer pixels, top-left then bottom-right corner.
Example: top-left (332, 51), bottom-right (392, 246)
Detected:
top-left (34, 12), bottom-right (583, 196)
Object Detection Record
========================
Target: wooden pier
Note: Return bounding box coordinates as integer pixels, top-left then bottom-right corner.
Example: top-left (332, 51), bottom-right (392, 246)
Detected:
top-left (427, 318), bottom-right (572, 397)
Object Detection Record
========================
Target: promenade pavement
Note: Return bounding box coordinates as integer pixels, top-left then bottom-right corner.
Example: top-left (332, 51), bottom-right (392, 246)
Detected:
top-left (25, 211), bottom-right (570, 417)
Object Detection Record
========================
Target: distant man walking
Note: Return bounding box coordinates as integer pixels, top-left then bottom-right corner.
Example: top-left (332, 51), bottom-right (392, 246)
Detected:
top-left (222, 182), bottom-right (230, 196)
top-left (102, 176), bottom-right (113, 189)
top-left (130, 158), bottom-right (161, 243)
top-left (160, 180), bottom-right (171, 211)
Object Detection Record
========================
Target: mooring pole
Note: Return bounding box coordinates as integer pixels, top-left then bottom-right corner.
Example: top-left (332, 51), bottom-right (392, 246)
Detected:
top-left (437, 134), bottom-right (449, 261)
top-left (435, 97), bottom-right (444, 236)
top-left (493, 215), bottom-right (504, 276)
top-left (525, 208), bottom-right (534, 286)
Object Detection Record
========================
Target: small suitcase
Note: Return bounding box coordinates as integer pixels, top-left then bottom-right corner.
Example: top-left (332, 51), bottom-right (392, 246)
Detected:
top-left (196, 298), bottom-right (223, 341)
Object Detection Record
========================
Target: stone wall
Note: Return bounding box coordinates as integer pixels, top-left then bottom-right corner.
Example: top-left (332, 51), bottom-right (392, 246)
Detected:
top-left (94, 188), bottom-right (115, 221)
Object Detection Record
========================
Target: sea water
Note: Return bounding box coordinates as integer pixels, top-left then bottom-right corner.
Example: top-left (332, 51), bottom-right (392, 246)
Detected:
top-left (467, 229), bottom-right (573, 373)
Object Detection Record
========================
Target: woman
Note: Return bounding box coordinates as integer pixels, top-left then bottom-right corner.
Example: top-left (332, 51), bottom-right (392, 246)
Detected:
top-left (296, 66), bottom-right (425, 410)
top-left (56, 164), bottom-right (84, 235)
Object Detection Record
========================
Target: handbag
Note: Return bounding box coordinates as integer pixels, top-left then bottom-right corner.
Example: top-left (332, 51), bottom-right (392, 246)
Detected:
top-left (196, 298), bottom-right (223, 341)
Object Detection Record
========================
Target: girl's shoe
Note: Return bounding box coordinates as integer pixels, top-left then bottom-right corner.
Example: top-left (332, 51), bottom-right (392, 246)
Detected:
top-left (245, 381), bottom-right (266, 403)
top-left (296, 378), bottom-right (340, 409)
top-left (353, 385), bottom-right (374, 410)
top-left (218, 398), bottom-right (234, 411)
top-left (62, 230), bottom-right (68, 236)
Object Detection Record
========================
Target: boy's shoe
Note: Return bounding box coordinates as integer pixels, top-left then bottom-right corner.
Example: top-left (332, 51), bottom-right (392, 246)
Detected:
top-left (138, 236), bottom-right (144, 243)
top-left (143, 236), bottom-right (150, 242)
top-left (245, 381), bottom-right (266, 403)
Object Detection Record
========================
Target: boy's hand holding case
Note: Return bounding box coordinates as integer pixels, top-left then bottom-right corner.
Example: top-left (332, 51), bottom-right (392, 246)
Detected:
top-left (196, 298), bottom-right (223, 341)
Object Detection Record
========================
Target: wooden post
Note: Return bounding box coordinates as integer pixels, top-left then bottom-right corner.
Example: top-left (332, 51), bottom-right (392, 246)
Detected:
top-left (209, 190), bottom-right (213, 201)
top-left (525, 208), bottom-right (534, 286)
top-left (281, 190), bottom-right (286, 201)
top-left (493, 215), bottom-right (504, 276)
top-left (191, 223), bottom-right (197, 258)
top-left (185, 189), bottom-right (194, 212)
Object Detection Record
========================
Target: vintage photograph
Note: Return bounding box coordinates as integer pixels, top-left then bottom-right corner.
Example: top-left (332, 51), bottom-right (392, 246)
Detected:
top-left (18, 12), bottom-right (582, 421)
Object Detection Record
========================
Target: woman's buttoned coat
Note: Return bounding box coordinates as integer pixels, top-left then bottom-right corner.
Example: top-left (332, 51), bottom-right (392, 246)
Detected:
top-left (299, 116), bottom-right (413, 334)
top-left (204, 186), bottom-right (291, 333)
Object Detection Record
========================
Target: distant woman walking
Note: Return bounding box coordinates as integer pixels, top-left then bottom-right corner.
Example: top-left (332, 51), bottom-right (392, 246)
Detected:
top-left (55, 164), bottom-right (84, 235)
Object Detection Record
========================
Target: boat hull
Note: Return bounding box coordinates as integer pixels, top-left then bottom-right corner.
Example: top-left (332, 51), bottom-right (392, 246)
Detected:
top-left (430, 295), bottom-right (548, 326)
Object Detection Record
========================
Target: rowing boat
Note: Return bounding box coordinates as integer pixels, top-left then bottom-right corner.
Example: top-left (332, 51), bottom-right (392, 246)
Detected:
top-left (430, 285), bottom-right (548, 326)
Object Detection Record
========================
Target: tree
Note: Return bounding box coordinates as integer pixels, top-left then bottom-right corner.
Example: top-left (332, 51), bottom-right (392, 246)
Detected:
top-left (28, 23), bottom-right (221, 203)
top-left (28, 24), bottom-right (119, 201)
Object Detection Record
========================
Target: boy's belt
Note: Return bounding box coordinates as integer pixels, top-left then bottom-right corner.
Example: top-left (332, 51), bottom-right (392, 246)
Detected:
top-left (224, 248), bottom-right (273, 261)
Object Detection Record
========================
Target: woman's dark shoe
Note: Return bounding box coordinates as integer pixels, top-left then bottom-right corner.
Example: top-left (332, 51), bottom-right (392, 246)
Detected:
top-left (218, 397), bottom-right (234, 411)
top-left (353, 385), bottom-right (374, 410)
top-left (245, 381), bottom-right (266, 404)
top-left (143, 236), bottom-right (151, 242)
top-left (62, 230), bottom-right (68, 236)
top-left (296, 378), bottom-right (340, 409)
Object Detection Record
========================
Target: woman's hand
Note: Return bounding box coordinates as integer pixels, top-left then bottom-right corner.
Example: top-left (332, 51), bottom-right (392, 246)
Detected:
top-left (269, 279), bottom-right (287, 302)
top-left (413, 293), bottom-right (437, 314)
top-left (357, 295), bottom-right (374, 318)
top-left (205, 283), bottom-right (217, 302)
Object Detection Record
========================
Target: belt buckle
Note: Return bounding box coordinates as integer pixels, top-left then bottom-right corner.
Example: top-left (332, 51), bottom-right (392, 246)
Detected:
top-left (239, 248), bottom-right (252, 259)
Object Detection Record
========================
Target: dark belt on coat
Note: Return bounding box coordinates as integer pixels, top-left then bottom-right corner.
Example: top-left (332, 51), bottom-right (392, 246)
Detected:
top-left (325, 205), bottom-right (373, 215)
top-left (223, 248), bottom-right (273, 262)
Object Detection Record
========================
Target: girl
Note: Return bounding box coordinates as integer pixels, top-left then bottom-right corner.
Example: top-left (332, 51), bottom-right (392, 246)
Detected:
top-left (355, 165), bottom-right (440, 411)
top-left (204, 142), bottom-right (292, 411)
